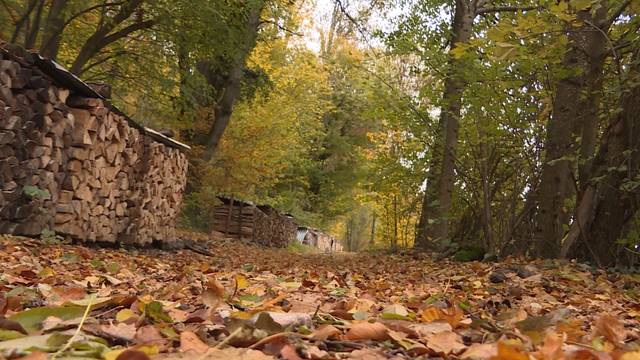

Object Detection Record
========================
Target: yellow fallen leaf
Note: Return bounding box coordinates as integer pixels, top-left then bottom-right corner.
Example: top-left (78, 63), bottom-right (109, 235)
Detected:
top-left (136, 344), bottom-right (160, 355)
top-left (116, 309), bottom-right (136, 323)
top-left (103, 349), bottom-right (125, 360)
top-left (236, 274), bottom-right (249, 290)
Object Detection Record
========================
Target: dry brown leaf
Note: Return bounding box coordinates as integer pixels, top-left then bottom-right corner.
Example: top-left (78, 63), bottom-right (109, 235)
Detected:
top-left (134, 325), bottom-right (165, 345)
top-left (345, 322), bottom-right (390, 341)
top-left (311, 324), bottom-right (341, 341)
top-left (279, 344), bottom-right (304, 360)
top-left (594, 314), bottom-right (626, 345)
top-left (619, 351), bottom-right (640, 360)
top-left (305, 346), bottom-right (330, 359)
top-left (154, 347), bottom-right (275, 359)
top-left (0, 293), bottom-right (7, 315)
top-left (424, 331), bottom-right (466, 355)
top-left (117, 350), bottom-right (152, 360)
top-left (101, 322), bottom-right (137, 342)
top-left (202, 277), bottom-right (225, 309)
top-left (19, 352), bottom-right (48, 360)
top-left (556, 320), bottom-right (586, 342)
top-left (180, 330), bottom-right (210, 354)
top-left (348, 349), bottom-right (389, 359)
top-left (564, 349), bottom-right (612, 360)
top-left (536, 332), bottom-right (565, 360)
top-left (410, 321), bottom-right (453, 337)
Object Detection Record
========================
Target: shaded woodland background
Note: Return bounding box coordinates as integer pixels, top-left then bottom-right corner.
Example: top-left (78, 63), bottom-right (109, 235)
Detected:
top-left (1, 0), bottom-right (639, 267)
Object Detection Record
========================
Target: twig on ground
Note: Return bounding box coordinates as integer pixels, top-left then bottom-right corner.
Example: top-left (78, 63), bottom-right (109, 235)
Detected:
top-left (51, 294), bottom-right (95, 359)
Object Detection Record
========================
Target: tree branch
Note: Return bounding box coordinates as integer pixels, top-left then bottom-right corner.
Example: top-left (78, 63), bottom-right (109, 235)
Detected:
top-left (10, 0), bottom-right (39, 43)
top-left (95, 19), bottom-right (155, 51)
top-left (0, 0), bottom-right (19, 23)
top-left (601, 0), bottom-right (631, 29)
top-left (476, 5), bottom-right (542, 16)
top-left (81, 49), bottom-right (129, 74)
top-left (259, 19), bottom-right (303, 36)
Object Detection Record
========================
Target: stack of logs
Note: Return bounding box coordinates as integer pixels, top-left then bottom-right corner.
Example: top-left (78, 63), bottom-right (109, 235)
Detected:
top-left (0, 42), bottom-right (188, 245)
top-left (212, 198), bottom-right (297, 248)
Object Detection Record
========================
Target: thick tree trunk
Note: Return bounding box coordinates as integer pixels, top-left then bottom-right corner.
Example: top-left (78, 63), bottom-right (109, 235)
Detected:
top-left (24, 0), bottom-right (45, 49)
top-left (532, 3), bottom-right (608, 258)
top-left (415, 0), bottom-right (474, 248)
top-left (480, 147), bottom-right (493, 250)
top-left (11, 0), bottom-right (39, 44)
top-left (199, 2), bottom-right (263, 160)
top-left (561, 54), bottom-right (640, 266)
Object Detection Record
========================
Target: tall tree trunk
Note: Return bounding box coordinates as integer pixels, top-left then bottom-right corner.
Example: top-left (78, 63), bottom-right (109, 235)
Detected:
top-left (370, 211), bottom-right (376, 246)
top-left (39, 0), bottom-right (68, 58)
top-left (415, 0), bottom-right (474, 248)
top-left (11, 0), bottom-right (39, 43)
top-left (480, 147), bottom-right (493, 250)
top-left (24, 0), bottom-right (45, 49)
top-left (560, 50), bottom-right (640, 266)
top-left (392, 195), bottom-right (398, 252)
top-left (532, 2), bottom-right (609, 258)
top-left (199, 2), bottom-right (264, 160)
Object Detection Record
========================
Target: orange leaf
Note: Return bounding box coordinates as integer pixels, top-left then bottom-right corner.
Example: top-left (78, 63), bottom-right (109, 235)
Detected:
top-left (441, 306), bottom-right (464, 329)
top-left (311, 324), bottom-right (341, 341)
top-left (537, 332), bottom-right (565, 360)
top-left (461, 343), bottom-right (498, 359)
top-left (594, 314), bottom-right (626, 345)
top-left (421, 307), bottom-right (442, 322)
top-left (490, 342), bottom-right (528, 360)
top-left (345, 322), bottom-right (390, 341)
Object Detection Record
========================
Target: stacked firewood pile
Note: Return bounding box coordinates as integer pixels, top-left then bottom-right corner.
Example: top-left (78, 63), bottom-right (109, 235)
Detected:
top-left (211, 198), bottom-right (297, 248)
top-left (298, 227), bottom-right (343, 252)
top-left (0, 42), bottom-right (189, 245)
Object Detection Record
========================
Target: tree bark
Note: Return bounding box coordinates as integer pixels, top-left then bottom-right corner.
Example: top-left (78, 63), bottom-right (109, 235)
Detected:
top-left (532, 2), bottom-right (609, 258)
top-left (23, 0), bottom-right (45, 49)
top-left (11, 0), bottom-right (39, 44)
top-left (560, 51), bottom-right (640, 266)
top-left (370, 211), bottom-right (376, 246)
top-left (198, 1), bottom-right (264, 160)
top-left (415, 0), bottom-right (474, 248)
top-left (39, 0), bottom-right (68, 58)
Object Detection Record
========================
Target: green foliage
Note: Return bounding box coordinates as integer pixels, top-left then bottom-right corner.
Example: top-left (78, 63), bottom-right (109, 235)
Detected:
top-left (22, 186), bottom-right (50, 200)
top-left (454, 246), bottom-right (486, 262)
top-left (286, 241), bottom-right (317, 254)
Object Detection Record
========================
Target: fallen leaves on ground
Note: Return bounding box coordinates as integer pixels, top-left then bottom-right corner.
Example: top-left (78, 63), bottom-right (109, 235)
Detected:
top-left (0, 231), bottom-right (639, 359)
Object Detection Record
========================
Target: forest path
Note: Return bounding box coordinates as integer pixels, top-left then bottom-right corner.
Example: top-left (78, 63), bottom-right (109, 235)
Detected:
top-left (0, 232), bottom-right (638, 359)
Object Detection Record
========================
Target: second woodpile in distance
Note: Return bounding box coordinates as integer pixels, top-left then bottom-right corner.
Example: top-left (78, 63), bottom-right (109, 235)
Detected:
top-left (212, 197), bottom-right (298, 248)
